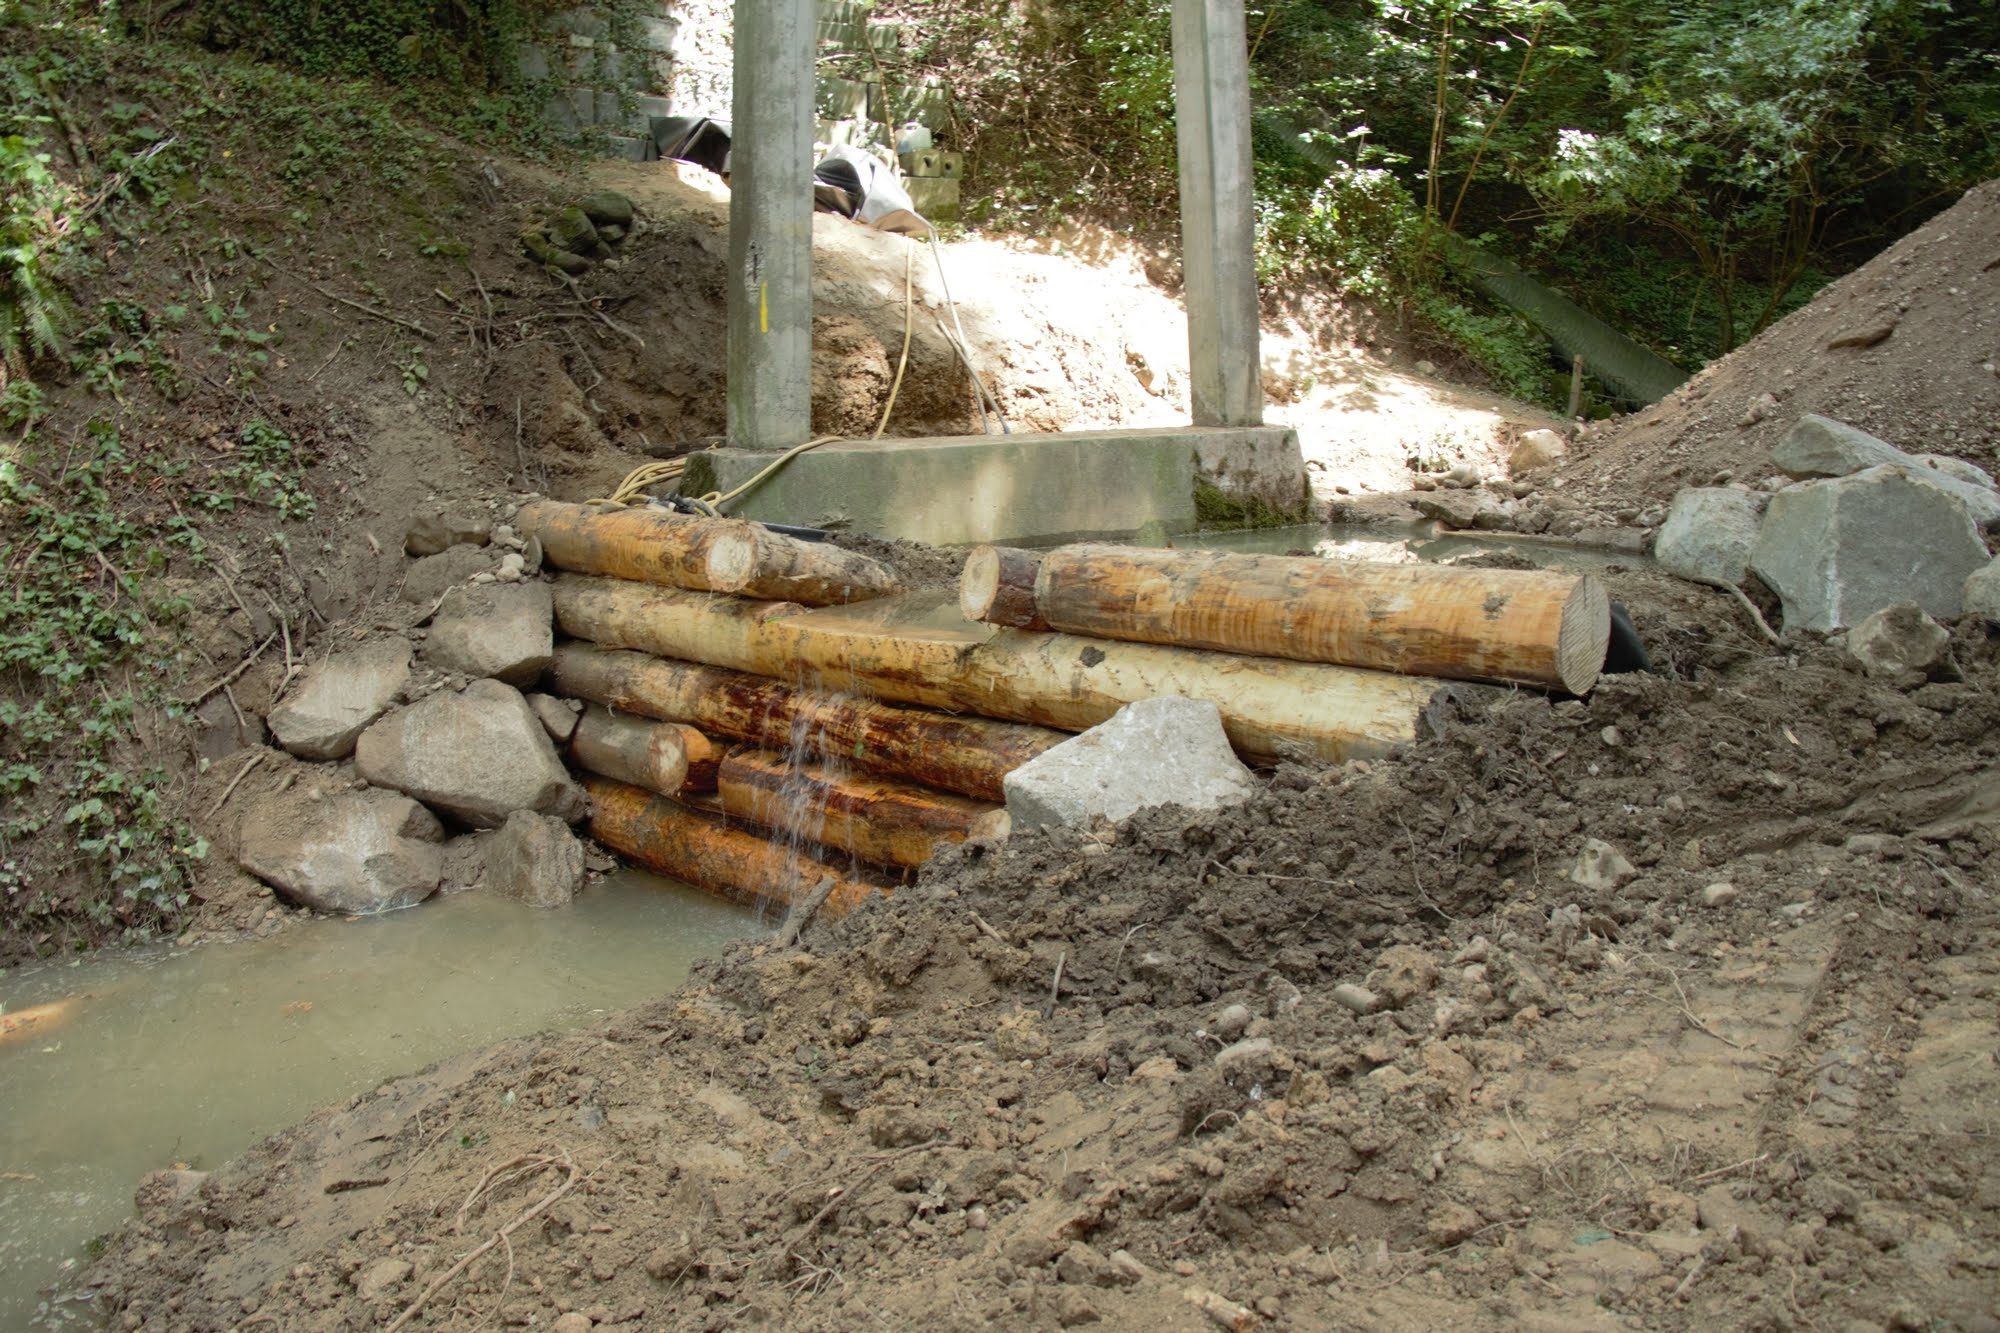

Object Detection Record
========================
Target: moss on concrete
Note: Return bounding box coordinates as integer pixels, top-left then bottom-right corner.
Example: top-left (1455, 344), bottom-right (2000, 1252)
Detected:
top-left (1193, 478), bottom-right (1310, 530)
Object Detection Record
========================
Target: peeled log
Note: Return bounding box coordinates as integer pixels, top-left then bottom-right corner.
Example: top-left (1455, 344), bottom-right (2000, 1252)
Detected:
top-left (553, 577), bottom-right (1464, 764)
top-left (585, 776), bottom-right (883, 917)
top-left (568, 703), bottom-right (720, 796)
top-left (718, 749), bottom-right (1010, 869)
top-left (548, 641), bottom-right (1061, 801)
top-left (516, 500), bottom-right (899, 605)
top-left (979, 544), bottom-right (1609, 694)
top-left (959, 545), bottom-right (1048, 630)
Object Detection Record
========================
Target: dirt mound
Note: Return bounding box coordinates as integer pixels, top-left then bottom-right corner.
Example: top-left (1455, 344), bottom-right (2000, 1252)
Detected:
top-left (1565, 177), bottom-right (2000, 506)
top-left (83, 567), bottom-right (2000, 1330)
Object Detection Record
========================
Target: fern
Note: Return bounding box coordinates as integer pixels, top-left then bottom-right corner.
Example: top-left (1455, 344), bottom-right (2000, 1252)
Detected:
top-left (0, 134), bottom-right (76, 381)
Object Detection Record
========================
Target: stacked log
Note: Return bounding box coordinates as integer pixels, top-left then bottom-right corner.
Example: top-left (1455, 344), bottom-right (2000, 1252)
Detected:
top-left (524, 502), bottom-right (1612, 920)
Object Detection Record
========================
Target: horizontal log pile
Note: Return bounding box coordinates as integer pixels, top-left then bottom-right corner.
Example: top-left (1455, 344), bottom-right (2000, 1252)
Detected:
top-left (524, 503), bottom-right (1611, 919)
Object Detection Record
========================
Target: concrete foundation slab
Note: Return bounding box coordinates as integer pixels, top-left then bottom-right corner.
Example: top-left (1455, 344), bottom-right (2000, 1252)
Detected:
top-left (678, 426), bottom-right (1306, 546)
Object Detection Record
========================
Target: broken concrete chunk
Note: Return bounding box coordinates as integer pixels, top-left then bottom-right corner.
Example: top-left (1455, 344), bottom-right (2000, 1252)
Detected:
top-left (1002, 696), bottom-right (1256, 832)
top-left (421, 582), bottom-right (554, 685)
top-left (1653, 487), bottom-right (1762, 586)
top-left (1750, 465), bottom-right (1991, 631)
top-left (1846, 602), bottom-right (1949, 677)
top-left (1568, 837), bottom-right (1637, 891)
top-left (238, 788), bottom-right (443, 914)
top-left (355, 679), bottom-right (586, 829)
top-left (265, 637), bottom-right (411, 761)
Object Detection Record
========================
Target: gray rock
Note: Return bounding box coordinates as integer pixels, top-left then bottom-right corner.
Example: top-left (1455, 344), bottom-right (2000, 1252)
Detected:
top-left (266, 638), bottom-right (411, 761)
top-left (404, 509), bottom-right (492, 557)
top-left (355, 679), bottom-right (586, 828)
top-left (238, 787), bottom-right (443, 914)
top-left (421, 582), bottom-right (554, 685)
top-left (576, 189), bottom-right (636, 229)
top-left (1003, 697), bottom-right (1256, 831)
top-left (1654, 487), bottom-right (1763, 585)
top-left (526, 692), bottom-right (583, 744)
top-left (403, 544), bottom-right (493, 604)
top-left (1847, 602), bottom-right (1949, 677)
top-left (1569, 838), bottom-right (1637, 891)
top-left (1913, 454), bottom-right (1997, 492)
top-left (1771, 414), bottom-right (1911, 478)
top-left (1508, 428), bottom-right (1568, 476)
top-left (354, 1258), bottom-right (414, 1301)
top-left (1413, 491), bottom-right (1489, 530)
top-left (1749, 466), bottom-right (1991, 631)
top-left (484, 810), bottom-right (585, 908)
top-left (1966, 560), bottom-right (2000, 623)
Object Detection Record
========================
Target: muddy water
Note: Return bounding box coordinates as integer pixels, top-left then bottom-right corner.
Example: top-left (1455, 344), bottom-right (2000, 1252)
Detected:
top-left (0, 873), bottom-right (758, 1328)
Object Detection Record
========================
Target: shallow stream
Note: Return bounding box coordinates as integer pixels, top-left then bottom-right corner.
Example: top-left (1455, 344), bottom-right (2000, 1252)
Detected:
top-left (0, 873), bottom-right (757, 1328)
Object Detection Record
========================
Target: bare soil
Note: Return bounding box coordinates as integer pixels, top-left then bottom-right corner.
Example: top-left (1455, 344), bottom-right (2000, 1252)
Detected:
top-left (46, 138), bottom-right (2000, 1332)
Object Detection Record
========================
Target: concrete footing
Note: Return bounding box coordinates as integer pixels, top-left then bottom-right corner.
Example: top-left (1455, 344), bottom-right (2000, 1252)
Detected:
top-left (678, 426), bottom-right (1307, 546)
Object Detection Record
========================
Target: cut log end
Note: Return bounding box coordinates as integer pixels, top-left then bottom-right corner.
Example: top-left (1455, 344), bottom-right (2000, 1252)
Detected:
top-left (1557, 575), bottom-right (1613, 695)
top-left (699, 524), bottom-right (759, 595)
top-left (959, 545), bottom-right (1048, 630)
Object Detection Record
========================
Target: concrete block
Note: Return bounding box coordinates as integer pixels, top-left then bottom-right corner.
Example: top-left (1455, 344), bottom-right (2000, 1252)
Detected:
top-left (604, 134), bottom-right (649, 162)
top-left (555, 9), bottom-right (607, 39)
top-left (679, 425), bottom-right (1305, 546)
top-left (890, 80), bottom-right (950, 129)
top-left (634, 92), bottom-right (675, 120)
top-left (594, 90), bottom-right (626, 126)
top-left (818, 75), bottom-right (870, 121)
top-left (1654, 486), bottom-right (1763, 585)
top-left (635, 15), bottom-right (680, 52)
top-left (644, 53), bottom-right (676, 95)
top-left (898, 148), bottom-right (943, 177)
top-left (516, 43), bottom-right (552, 81)
top-left (1749, 465), bottom-right (1991, 631)
top-left (903, 175), bottom-right (959, 222)
top-left (864, 18), bottom-right (901, 50)
top-left (1003, 697), bottom-right (1257, 832)
top-left (546, 87), bottom-right (593, 131)
top-left (934, 150), bottom-right (963, 180)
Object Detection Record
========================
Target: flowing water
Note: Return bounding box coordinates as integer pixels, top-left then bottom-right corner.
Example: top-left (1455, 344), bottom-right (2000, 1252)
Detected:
top-left (0, 873), bottom-right (758, 1328)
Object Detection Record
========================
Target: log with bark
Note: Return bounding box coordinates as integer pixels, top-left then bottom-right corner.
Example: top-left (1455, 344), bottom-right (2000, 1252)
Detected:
top-left (516, 500), bottom-right (900, 605)
top-left (961, 543), bottom-right (1609, 694)
top-left (553, 577), bottom-right (1467, 764)
top-left (567, 703), bottom-right (721, 797)
top-left (548, 641), bottom-right (1063, 801)
top-left (585, 776), bottom-right (884, 917)
top-left (717, 749), bottom-right (1010, 869)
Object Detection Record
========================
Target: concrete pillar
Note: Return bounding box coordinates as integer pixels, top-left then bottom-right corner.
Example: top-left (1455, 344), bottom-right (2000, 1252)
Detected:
top-left (1171, 0), bottom-right (1262, 427)
top-left (726, 0), bottom-right (817, 448)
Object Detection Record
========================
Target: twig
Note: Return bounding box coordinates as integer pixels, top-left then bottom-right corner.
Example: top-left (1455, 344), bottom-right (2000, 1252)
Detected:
top-left (775, 877), bottom-right (837, 948)
top-left (253, 253), bottom-right (437, 341)
top-left (205, 750), bottom-right (267, 818)
top-left (1649, 960), bottom-right (1753, 1050)
top-left (968, 911), bottom-right (1006, 944)
top-left (1671, 1251), bottom-right (1707, 1300)
top-left (555, 272), bottom-right (644, 347)
top-left (1686, 575), bottom-right (1781, 644)
top-left (385, 1151), bottom-right (580, 1333)
top-left (180, 630), bottom-right (278, 706)
top-left (1680, 1153), bottom-right (1769, 1187)
top-left (795, 1140), bottom-right (949, 1240)
top-left (1112, 922), bottom-right (1150, 977)
top-left (1044, 949), bottom-right (1067, 1019)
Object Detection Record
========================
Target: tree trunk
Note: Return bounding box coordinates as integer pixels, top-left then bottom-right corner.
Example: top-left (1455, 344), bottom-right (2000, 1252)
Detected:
top-left (548, 641), bottom-right (1062, 801)
top-left (567, 703), bottom-right (721, 797)
top-left (585, 776), bottom-right (884, 918)
top-left (516, 500), bottom-right (900, 605)
top-left (553, 576), bottom-right (1465, 765)
top-left (959, 545), bottom-right (1049, 630)
top-left (717, 749), bottom-right (1010, 870)
top-left (991, 544), bottom-right (1608, 694)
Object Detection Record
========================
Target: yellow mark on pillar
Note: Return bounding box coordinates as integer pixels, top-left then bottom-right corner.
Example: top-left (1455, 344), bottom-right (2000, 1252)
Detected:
top-left (759, 281), bottom-right (769, 334)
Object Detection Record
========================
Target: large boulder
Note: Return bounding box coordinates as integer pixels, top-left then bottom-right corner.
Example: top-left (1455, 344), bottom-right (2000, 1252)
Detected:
top-left (484, 810), bottom-right (586, 908)
top-left (1003, 696), bottom-right (1257, 832)
top-left (1508, 428), bottom-right (1569, 477)
top-left (1771, 414), bottom-right (1911, 478)
top-left (1963, 560), bottom-right (2000, 624)
top-left (265, 638), bottom-right (411, 761)
top-left (1771, 416), bottom-right (2000, 528)
top-left (402, 544), bottom-right (494, 604)
top-left (1749, 466), bottom-right (1991, 631)
top-left (421, 582), bottom-right (554, 685)
top-left (355, 679), bottom-right (586, 828)
top-left (1654, 487), bottom-right (1763, 585)
top-left (238, 787), bottom-right (444, 914)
